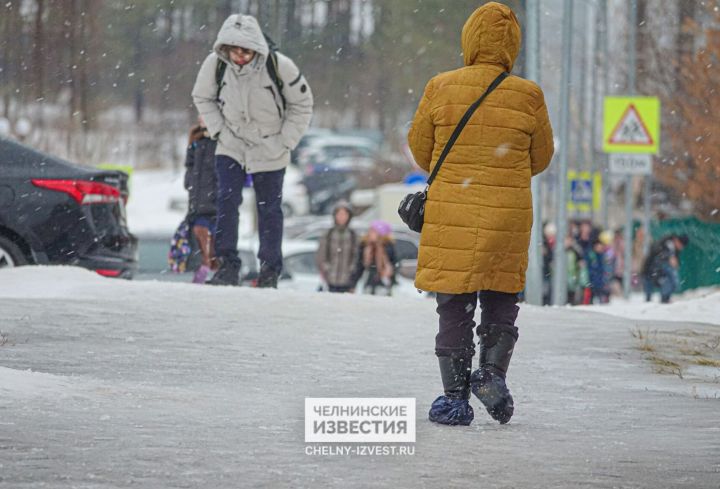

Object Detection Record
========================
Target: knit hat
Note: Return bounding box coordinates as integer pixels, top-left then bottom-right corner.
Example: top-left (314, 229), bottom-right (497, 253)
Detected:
top-left (370, 220), bottom-right (392, 237)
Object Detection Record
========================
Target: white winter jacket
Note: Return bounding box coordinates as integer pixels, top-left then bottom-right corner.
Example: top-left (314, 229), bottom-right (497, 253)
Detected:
top-left (191, 14), bottom-right (313, 174)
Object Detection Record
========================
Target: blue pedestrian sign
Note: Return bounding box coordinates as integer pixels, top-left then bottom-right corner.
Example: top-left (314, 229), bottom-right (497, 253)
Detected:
top-left (571, 178), bottom-right (593, 205)
top-left (567, 171), bottom-right (602, 213)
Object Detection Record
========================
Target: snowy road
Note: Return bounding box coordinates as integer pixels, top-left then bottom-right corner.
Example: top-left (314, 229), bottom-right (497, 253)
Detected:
top-left (1, 268), bottom-right (718, 488)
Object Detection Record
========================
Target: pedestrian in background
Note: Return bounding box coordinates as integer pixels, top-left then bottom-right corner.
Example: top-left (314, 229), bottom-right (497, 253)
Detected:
top-left (353, 220), bottom-right (396, 296)
top-left (316, 201), bottom-right (359, 293)
top-left (641, 234), bottom-right (689, 303)
top-left (585, 238), bottom-right (612, 304)
top-left (192, 14), bottom-right (313, 287)
top-left (184, 117), bottom-right (218, 284)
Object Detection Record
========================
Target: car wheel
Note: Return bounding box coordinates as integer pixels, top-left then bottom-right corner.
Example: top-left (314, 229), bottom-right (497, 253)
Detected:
top-left (0, 235), bottom-right (27, 268)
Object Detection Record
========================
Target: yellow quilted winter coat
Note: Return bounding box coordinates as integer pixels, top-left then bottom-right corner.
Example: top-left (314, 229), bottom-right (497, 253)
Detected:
top-left (408, 2), bottom-right (554, 294)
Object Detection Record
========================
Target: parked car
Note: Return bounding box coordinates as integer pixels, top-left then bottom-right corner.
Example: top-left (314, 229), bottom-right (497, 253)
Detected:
top-left (295, 135), bottom-right (378, 168)
top-left (298, 139), bottom-right (376, 216)
top-left (237, 238), bottom-right (320, 288)
top-left (291, 128), bottom-right (334, 165)
top-left (0, 137), bottom-right (138, 277)
top-left (302, 170), bottom-right (358, 215)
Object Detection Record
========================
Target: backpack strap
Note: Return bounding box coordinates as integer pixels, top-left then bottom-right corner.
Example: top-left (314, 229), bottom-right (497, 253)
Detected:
top-left (265, 50), bottom-right (286, 112)
top-left (262, 32), bottom-right (287, 112)
top-left (215, 58), bottom-right (227, 101)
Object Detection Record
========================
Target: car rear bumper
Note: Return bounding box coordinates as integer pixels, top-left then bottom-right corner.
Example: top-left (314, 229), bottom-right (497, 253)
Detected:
top-left (76, 233), bottom-right (139, 279)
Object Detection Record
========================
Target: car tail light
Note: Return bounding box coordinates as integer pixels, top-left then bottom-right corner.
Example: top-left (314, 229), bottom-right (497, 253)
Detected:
top-left (31, 179), bottom-right (121, 205)
top-left (96, 269), bottom-right (122, 277)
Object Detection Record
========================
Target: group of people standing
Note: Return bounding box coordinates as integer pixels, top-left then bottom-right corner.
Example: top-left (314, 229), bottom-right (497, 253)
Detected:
top-left (541, 220), bottom-right (689, 305)
top-left (541, 220), bottom-right (623, 305)
top-left (315, 202), bottom-right (397, 295)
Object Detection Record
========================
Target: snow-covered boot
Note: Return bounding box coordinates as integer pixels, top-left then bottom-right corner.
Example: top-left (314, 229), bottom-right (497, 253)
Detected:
top-left (428, 356), bottom-right (474, 426)
top-left (470, 324), bottom-right (518, 424)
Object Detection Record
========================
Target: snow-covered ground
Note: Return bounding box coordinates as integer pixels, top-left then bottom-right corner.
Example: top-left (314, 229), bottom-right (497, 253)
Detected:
top-left (579, 288), bottom-right (720, 326)
top-left (1, 267), bottom-right (718, 488)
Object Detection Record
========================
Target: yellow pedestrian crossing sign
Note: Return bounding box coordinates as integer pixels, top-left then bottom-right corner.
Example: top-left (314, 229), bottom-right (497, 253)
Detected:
top-left (603, 96), bottom-right (660, 154)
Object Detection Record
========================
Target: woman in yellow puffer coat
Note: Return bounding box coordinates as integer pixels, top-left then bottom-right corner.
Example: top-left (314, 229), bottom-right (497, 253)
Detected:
top-left (408, 2), bottom-right (554, 427)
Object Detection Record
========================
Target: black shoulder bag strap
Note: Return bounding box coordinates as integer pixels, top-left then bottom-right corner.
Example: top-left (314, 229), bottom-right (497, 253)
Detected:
top-left (425, 71), bottom-right (509, 188)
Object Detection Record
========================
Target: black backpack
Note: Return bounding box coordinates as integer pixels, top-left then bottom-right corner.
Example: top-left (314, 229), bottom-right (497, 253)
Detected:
top-left (214, 33), bottom-right (285, 111)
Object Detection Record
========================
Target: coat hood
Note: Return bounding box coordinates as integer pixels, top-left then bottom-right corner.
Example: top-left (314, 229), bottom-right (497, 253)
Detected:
top-left (333, 200), bottom-right (353, 227)
top-left (461, 2), bottom-right (521, 71)
top-left (213, 14), bottom-right (269, 70)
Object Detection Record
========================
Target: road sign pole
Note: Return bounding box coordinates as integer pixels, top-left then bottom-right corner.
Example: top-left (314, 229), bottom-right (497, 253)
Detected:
top-left (552, 0), bottom-right (573, 306)
top-left (525, 0), bottom-right (543, 306)
top-left (623, 0), bottom-right (638, 300)
top-left (589, 2), bottom-right (599, 185)
top-left (599, 0), bottom-right (610, 231)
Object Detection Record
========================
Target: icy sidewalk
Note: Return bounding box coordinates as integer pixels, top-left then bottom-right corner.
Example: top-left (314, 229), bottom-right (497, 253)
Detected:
top-left (1, 267), bottom-right (718, 488)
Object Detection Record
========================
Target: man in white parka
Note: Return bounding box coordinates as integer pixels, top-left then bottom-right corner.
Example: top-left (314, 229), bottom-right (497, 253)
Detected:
top-left (192, 14), bottom-right (313, 287)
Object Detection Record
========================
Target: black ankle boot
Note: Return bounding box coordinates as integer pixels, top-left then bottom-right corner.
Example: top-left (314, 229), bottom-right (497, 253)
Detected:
top-left (256, 262), bottom-right (279, 288)
top-left (428, 356), bottom-right (474, 426)
top-left (208, 255), bottom-right (241, 286)
top-left (470, 324), bottom-right (518, 424)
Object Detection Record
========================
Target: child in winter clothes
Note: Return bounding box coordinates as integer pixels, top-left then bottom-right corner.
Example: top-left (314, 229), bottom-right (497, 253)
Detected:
top-left (316, 201), bottom-right (359, 293)
top-left (585, 240), bottom-right (612, 304)
top-left (184, 118), bottom-right (218, 284)
top-left (352, 220), bottom-right (396, 296)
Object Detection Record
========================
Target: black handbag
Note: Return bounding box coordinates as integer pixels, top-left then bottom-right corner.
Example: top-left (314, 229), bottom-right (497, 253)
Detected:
top-left (398, 71), bottom-right (509, 233)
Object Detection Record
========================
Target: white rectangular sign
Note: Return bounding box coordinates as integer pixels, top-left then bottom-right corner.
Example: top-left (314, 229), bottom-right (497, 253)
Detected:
top-left (305, 397), bottom-right (416, 443)
top-left (609, 153), bottom-right (653, 175)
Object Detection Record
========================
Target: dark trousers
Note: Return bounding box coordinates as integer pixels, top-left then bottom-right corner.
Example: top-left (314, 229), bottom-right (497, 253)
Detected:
top-left (435, 291), bottom-right (519, 358)
top-left (214, 155), bottom-right (285, 271)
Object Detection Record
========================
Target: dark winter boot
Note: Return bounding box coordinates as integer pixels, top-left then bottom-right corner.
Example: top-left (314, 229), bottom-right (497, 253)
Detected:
top-left (470, 324), bottom-right (518, 424)
top-left (256, 262), bottom-right (279, 289)
top-left (208, 255), bottom-right (241, 286)
top-left (428, 356), bottom-right (474, 426)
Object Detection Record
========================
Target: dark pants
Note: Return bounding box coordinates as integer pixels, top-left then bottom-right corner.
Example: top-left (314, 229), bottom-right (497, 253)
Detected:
top-left (644, 266), bottom-right (678, 303)
top-left (435, 291), bottom-right (519, 358)
top-left (214, 155), bottom-right (285, 272)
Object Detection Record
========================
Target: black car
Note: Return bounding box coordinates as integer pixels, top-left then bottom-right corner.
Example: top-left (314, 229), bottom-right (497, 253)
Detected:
top-left (0, 137), bottom-right (138, 277)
